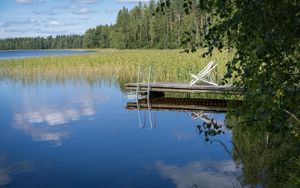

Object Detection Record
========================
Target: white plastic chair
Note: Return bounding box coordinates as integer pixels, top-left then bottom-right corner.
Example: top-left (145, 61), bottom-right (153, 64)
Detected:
top-left (189, 61), bottom-right (218, 86)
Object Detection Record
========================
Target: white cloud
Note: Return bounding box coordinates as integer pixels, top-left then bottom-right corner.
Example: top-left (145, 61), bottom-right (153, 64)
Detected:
top-left (2, 19), bottom-right (39, 28)
top-left (76, 0), bottom-right (99, 3)
top-left (47, 20), bottom-right (64, 27)
top-left (33, 9), bottom-right (67, 16)
top-left (71, 7), bottom-right (96, 14)
top-left (77, 17), bottom-right (92, 21)
top-left (4, 28), bottom-right (33, 33)
top-left (116, 0), bottom-right (150, 3)
top-left (78, 8), bottom-right (91, 14)
top-left (15, 0), bottom-right (45, 3)
top-left (45, 19), bottom-right (77, 28)
top-left (15, 0), bottom-right (32, 4)
top-left (34, 28), bottom-right (70, 36)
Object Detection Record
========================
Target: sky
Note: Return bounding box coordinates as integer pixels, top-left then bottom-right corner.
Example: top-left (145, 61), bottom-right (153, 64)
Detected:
top-left (0, 0), bottom-right (150, 39)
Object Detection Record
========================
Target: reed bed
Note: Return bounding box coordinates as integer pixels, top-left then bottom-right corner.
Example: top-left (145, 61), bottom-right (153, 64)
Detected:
top-left (0, 49), bottom-right (234, 85)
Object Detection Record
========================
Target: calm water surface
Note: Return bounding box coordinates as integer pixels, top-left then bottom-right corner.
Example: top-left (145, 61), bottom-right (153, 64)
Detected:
top-left (0, 50), bottom-right (92, 59)
top-left (0, 77), bottom-right (242, 188)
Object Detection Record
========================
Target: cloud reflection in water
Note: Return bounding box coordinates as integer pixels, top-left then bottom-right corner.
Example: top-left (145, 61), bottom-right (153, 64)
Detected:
top-left (15, 105), bottom-right (94, 126)
top-left (156, 160), bottom-right (243, 188)
top-left (13, 93), bottom-right (108, 145)
top-left (0, 155), bottom-right (32, 187)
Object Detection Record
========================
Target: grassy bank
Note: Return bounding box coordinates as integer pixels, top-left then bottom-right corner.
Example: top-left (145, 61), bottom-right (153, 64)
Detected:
top-left (0, 49), bottom-right (234, 85)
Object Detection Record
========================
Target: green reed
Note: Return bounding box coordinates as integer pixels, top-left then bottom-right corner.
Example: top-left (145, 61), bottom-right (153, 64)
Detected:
top-left (0, 49), bottom-right (234, 85)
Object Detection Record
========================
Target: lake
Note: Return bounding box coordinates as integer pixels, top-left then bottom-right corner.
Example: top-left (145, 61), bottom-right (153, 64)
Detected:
top-left (0, 50), bottom-right (92, 59)
top-left (0, 76), bottom-right (244, 187)
top-left (1, 50), bottom-right (298, 188)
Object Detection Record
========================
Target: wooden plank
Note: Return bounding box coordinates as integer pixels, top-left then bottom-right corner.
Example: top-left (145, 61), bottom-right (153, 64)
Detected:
top-left (127, 103), bottom-right (227, 112)
top-left (125, 82), bottom-right (240, 94)
top-left (126, 82), bottom-right (232, 88)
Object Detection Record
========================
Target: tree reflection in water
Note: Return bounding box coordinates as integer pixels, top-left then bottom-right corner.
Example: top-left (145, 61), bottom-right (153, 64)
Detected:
top-left (193, 111), bottom-right (226, 143)
top-left (225, 112), bottom-right (300, 188)
top-left (193, 110), bottom-right (300, 187)
top-left (127, 96), bottom-right (300, 187)
top-left (194, 110), bottom-right (300, 187)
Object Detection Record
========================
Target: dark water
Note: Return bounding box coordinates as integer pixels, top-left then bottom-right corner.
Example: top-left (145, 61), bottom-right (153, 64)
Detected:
top-left (0, 78), bottom-right (243, 188)
top-left (0, 50), bottom-right (92, 59)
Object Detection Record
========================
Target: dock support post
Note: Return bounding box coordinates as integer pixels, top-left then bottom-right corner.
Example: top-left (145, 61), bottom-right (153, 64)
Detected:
top-left (147, 66), bottom-right (154, 129)
top-left (136, 65), bottom-right (143, 128)
top-left (147, 66), bottom-right (152, 97)
top-left (136, 65), bottom-right (141, 100)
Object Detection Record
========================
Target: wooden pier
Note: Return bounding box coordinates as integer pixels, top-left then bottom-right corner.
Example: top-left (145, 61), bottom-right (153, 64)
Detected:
top-left (125, 82), bottom-right (240, 95)
top-left (126, 97), bottom-right (241, 112)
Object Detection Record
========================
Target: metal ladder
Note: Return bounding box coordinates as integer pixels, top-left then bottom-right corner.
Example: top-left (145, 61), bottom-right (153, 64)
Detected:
top-left (136, 65), bottom-right (156, 129)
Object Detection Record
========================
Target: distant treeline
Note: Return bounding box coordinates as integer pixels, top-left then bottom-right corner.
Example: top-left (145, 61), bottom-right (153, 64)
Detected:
top-left (0, 35), bottom-right (83, 50)
top-left (1, 0), bottom-right (209, 50)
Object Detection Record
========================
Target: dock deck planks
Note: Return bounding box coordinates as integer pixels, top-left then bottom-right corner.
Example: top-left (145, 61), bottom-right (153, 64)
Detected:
top-left (125, 82), bottom-right (240, 94)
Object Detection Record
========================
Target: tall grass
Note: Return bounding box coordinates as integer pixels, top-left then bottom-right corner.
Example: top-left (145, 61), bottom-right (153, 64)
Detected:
top-left (0, 49), bottom-right (234, 85)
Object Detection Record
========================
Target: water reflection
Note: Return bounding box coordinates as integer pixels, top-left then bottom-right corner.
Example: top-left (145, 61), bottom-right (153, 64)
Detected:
top-left (14, 105), bottom-right (96, 145)
top-left (126, 97), bottom-right (228, 141)
top-left (126, 97), bottom-right (230, 113)
top-left (172, 129), bottom-right (194, 141)
top-left (223, 110), bottom-right (300, 188)
top-left (15, 101), bottom-right (96, 126)
top-left (156, 160), bottom-right (243, 188)
top-left (13, 119), bottom-right (69, 146)
top-left (5, 77), bottom-right (296, 187)
top-left (0, 155), bottom-right (32, 187)
top-left (126, 96), bottom-right (244, 187)
top-left (134, 96), bottom-right (300, 187)
top-left (11, 82), bottom-right (109, 145)
top-left (193, 112), bottom-right (227, 143)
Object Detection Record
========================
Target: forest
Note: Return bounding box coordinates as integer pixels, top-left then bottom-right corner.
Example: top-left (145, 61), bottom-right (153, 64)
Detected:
top-left (0, 0), bottom-right (207, 50)
top-left (0, 35), bottom-right (83, 50)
